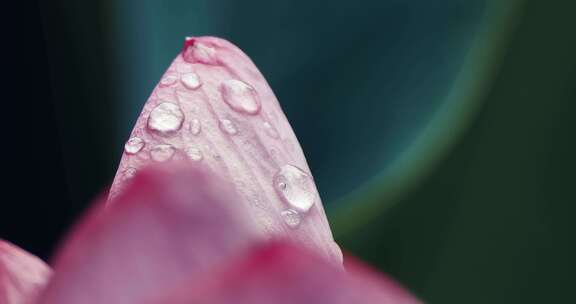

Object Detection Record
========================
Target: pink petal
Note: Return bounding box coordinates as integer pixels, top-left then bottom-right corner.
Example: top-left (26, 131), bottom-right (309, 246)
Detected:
top-left (109, 36), bottom-right (341, 263)
top-left (154, 242), bottom-right (421, 304)
top-left (37, 164), bottom-right (261, 304)
top-left (0, 241), bottom-right (51, 304)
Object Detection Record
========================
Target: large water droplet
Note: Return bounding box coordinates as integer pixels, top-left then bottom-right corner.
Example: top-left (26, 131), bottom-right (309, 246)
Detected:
top-left (185, 146), bottom-right (203, 161)
top-left (219, 119), bottom-right (238, 135)
top-left (150, 144), bottom-right (175, 162)
top-left (182, 39), bottom-right (219, 65)
top-left (124, 137), bottom-right (145, 154)
top-left (281, 209), bottom-right (301, 228)
top-left (263, 121), bottom-right (279, 139)
top-left (273, 165), bottom-right (316, 212)
top-left (189, 119), bottom-right (201, 135)
top-left (181, 73), bottom-right (202, 90)
top-left (159, 72), bottom-right (179, 87)
top-left (147, 102), bottom-right (185, 137)
top-left (220, 79), bottom-right (261, 115)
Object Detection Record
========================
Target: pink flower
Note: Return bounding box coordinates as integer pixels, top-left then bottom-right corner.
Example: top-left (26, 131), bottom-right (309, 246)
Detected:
top-left (0, 37), bottom-right (420, 304)
top-left (0, 242), bottom-right (51, 304)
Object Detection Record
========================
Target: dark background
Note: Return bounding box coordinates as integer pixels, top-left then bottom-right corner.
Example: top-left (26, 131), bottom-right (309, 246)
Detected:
top-left (1, 1), bottom-right (575, 303)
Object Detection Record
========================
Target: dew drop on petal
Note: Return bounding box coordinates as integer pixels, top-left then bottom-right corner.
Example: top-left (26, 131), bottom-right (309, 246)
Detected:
top-left (185, 146), bottom-right (203, 161)
top-left (281, 209), bottom-right (301, 228)
top-left (124, 137), bottom-right (145, 154)
top-left (181, 73), bottom-right (202, 90)
top-left (220, 79), bottom-right (261, 115)
top-left (189, 119), bottom-right (201, 135)
top-left (273, 165), bottom-right (316, 212)
top-left (182, 39), bottom-right (219, 65)
top-left (263, 121), bottom-right (279, 139)
top-left (159, 72), bottom-right (179, 87)
top-left (150, 144), bottom-right (175, 162)
top-left (147, 102), bottom-right (185, 137)
top-left (219, 119), bottom-right (238, 135)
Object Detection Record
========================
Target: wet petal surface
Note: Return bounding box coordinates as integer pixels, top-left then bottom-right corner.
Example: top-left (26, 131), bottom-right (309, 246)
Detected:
top-left (109, 36), bottom-right (341, 263)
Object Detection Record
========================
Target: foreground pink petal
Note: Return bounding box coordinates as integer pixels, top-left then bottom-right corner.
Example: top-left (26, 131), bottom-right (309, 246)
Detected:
top-left (154, 242), bottom-right (421, 304)
top-left (109, 36), bottom-right (341, 263)
top-left (0, 241), bottom-right (51, 304)
top-left (38, 164), bottom-right (260, 304)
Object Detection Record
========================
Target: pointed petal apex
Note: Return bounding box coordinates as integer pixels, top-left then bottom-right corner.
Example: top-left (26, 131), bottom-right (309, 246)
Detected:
top-left (110, 36), bottom-right (342, 263)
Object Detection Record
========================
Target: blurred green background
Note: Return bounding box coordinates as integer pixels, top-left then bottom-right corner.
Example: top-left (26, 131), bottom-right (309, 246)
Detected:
top-left (31, 0), bottom-right (576, 303)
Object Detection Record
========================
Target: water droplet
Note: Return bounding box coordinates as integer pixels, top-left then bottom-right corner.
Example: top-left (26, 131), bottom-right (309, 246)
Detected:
top-left (147, 102), bottom-right (185, 137)
top-left (220, 79), bottom-right (261, 115)
top-left (219, 119), bottom-right (238, 135)
top-left (185, 146), bottom-right (203, 161)
top-left (124, 137), bottom-right (145, 154)
top-left (182, 39), bottom-right (218, 65)
top-left (281, 209), bottom-right (301, 228)
top-left (189, 119), bottom-right (201, 135)
top-left (273, 165), bottom-right (316, 212)
top-left (160, 72), bottom-right (179, 87)
top-left (150, 144), bottom-right (175, 162)
top-left (181, 73), bottom-right (202, 90)
top-left (263, 121), bottom-right (279, 139)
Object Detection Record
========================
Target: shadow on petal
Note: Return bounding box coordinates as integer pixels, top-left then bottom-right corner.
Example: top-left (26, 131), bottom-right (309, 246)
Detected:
top-left (38, 163), bottom-right (260, 304)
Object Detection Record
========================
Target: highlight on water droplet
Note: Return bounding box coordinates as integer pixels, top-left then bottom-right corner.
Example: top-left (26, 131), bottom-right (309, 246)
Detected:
top-left (189, 119), bottom-right (201, 135)
top-left (124, 137), bottom-right (145, 155)
top-left (263, 121), bottom-right (279, 139)
top-left (185, 146), bottom-right (203, 161)
top-left (150, 144), bottom-right (176, 162)
top-left (182, 38), bottom-right (219, 65)
top-left (281, 209), bottom-right (301, 228)
top-left (147, 102), bottom-right (185, 137)
top-left (273, 165), bottom-right (316, 212)
top-left (181, 73), bottom-right (202, 90)
top-left (159, 72), bottom-right (179, 87)
top-left (220, 79), bottom-right (261, 115)
top-left (219, 119), bottom-right (238, 135)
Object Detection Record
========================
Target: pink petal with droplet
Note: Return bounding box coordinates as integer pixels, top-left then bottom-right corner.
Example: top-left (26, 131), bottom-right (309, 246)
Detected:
top-left (109, 36), bottom-right (341, 263)
top-left (153, 242), bottom-right (422, 304)
top-left (38, 164), bottom-right (260, 304)
top-left (0, 241), bottom-right (51, 304)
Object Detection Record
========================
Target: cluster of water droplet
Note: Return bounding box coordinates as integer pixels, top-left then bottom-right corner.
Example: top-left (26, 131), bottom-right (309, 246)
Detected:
top-left (120, 39), bottom-right (317, 229)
